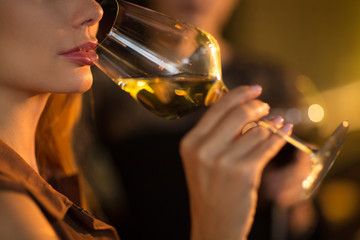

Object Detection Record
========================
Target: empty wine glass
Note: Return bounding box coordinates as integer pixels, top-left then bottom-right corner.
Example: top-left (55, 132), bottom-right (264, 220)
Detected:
top-left (94, 0), bottom-right (349, 198)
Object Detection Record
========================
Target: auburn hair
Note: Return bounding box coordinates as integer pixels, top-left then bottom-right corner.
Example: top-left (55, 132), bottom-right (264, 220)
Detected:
top-left (35, 93), bottom-right (82, 179)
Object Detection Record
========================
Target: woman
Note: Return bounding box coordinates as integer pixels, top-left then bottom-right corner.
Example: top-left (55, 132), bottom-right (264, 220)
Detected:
top-left (0, 0), bottom-right (290, 239)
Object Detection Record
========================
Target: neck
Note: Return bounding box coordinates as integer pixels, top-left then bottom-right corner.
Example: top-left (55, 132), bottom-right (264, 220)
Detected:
top-left (0, 88), bottom-right (50, 173)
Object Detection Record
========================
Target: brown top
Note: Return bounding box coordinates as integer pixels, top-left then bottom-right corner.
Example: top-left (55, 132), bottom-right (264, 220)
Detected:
top-left (0, 139), bottom-right (120, 240)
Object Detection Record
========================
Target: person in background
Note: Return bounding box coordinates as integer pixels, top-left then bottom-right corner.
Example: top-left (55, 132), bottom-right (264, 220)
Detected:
top-left (85, 0), bottom-right (319, 240)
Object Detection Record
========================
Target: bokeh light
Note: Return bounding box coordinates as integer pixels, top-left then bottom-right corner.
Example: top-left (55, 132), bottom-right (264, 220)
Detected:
top-left (308, 104), bottom-right (325, 123)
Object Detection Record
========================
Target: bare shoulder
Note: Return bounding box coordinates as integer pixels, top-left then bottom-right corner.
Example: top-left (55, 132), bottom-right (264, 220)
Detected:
top-left (0, 190), bottom-right (59, 240)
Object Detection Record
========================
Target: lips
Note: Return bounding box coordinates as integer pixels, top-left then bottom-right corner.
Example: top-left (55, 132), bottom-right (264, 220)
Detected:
top-left (60, 41), bottom-right (98, 66)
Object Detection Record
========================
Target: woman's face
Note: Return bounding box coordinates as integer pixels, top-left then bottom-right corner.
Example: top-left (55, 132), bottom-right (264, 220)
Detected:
top-left (0, 0), bottom-right (103, 95)
top-left (150, 0), bottom-right (239, 33)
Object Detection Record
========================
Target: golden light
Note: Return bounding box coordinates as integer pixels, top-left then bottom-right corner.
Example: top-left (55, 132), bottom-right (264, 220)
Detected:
top-left (174, 24), bottom-right (182, 30)
top-left (308, 104), bottom-right (325, 123)
top-left (137, 81), bottom-right (146, 87)
top-left (175, 89), bottom-right (187, 96)
top-left (318, 179), bottom-right (360, 224)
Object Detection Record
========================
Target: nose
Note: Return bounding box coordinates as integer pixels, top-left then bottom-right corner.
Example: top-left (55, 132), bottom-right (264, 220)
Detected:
top-left (71, 0), bottom-right (104, 28)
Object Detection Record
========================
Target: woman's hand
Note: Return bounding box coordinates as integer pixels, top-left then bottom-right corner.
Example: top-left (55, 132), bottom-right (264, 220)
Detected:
top-left (180, 85), bottom-right (292, 240)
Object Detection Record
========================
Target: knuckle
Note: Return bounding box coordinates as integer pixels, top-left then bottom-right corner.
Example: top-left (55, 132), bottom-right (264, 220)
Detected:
top-left (179, 134), bottom-right (193, 155)
top-left (180, 137), bottom-right (214, 168)
top-left (252, 99), bottom-right (265, 106)
top-left (196, 153), bottom-right (214, 171)
top-left (197, 145), bottom-right (212, 164)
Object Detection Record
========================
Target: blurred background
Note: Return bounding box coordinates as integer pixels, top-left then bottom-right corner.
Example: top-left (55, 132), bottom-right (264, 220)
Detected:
top-left (225, 1), bottom-right (360, 238)
top-left (225, 0), bottom-right (360, 198)
top-left (85, 0), bottom-right (360, 239)
top-left (226, 0), bottom-right (360, 135)
top-left (216, 0), bottom-right (360, 238)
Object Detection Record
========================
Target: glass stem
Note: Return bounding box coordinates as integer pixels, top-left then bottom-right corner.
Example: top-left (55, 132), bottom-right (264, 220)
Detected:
top-left (257, 121), bottom-right (315, 157)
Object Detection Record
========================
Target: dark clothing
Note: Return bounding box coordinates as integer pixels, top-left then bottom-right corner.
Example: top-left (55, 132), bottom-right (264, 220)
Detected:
top-left (0, 139), bottom-right (120, 240)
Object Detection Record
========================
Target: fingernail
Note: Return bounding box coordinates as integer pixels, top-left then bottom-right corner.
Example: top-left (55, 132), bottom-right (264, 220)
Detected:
top-left (281, 123), bottom-right (293, 134)
top-left (271, 116), bottom-right (284, 125)
top-left (250, 85), bottom-right (262, 92)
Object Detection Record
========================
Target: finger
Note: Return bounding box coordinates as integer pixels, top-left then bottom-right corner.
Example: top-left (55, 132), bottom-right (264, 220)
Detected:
top-left (221, 125), bottom-right (291, 192)
top-left (217, 118), bottom-right (284, 163)
top-left (268, 116), bottom-right (285, 129)
top-left (240, 116), bottom-right (285, 139)
top-left (243, 123), bottom-right (293, 170)
top-left (192, 85), bottom-right (263, 137)
top-left (240, 115), bottom-right (284, 137)
top-left (221, 125), bottom-right (272, 163)
top-left (213, 100), bottom-right (270, 142)
top-left (195, 100), bottom-right (270, 159)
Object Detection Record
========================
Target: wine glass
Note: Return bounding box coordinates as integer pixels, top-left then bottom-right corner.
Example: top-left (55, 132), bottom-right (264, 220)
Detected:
top-left (95, 0), bottom-right (227, 119)
top-left (94, 0), bottom-right (349, 198)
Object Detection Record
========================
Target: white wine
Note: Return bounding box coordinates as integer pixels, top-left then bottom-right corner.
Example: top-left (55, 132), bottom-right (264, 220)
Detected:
top-left (113, 75), bottom-right (227, 119)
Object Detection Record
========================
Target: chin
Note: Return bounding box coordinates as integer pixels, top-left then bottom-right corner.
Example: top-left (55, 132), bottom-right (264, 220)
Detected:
top-left (75, 75), bottom-right (93, 93)
top-left (70, 67), bottom-right (94, 93)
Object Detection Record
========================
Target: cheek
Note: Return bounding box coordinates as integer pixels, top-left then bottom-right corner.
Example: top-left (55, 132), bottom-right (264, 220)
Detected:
top-left (0, 7), bottom-right (92, 93)
top-left (0, 45), bottom-right (93, 94)
top-left (0, 44), bottom-right (45, 91)
top-left (0, 5), bottom-right (50, 90)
